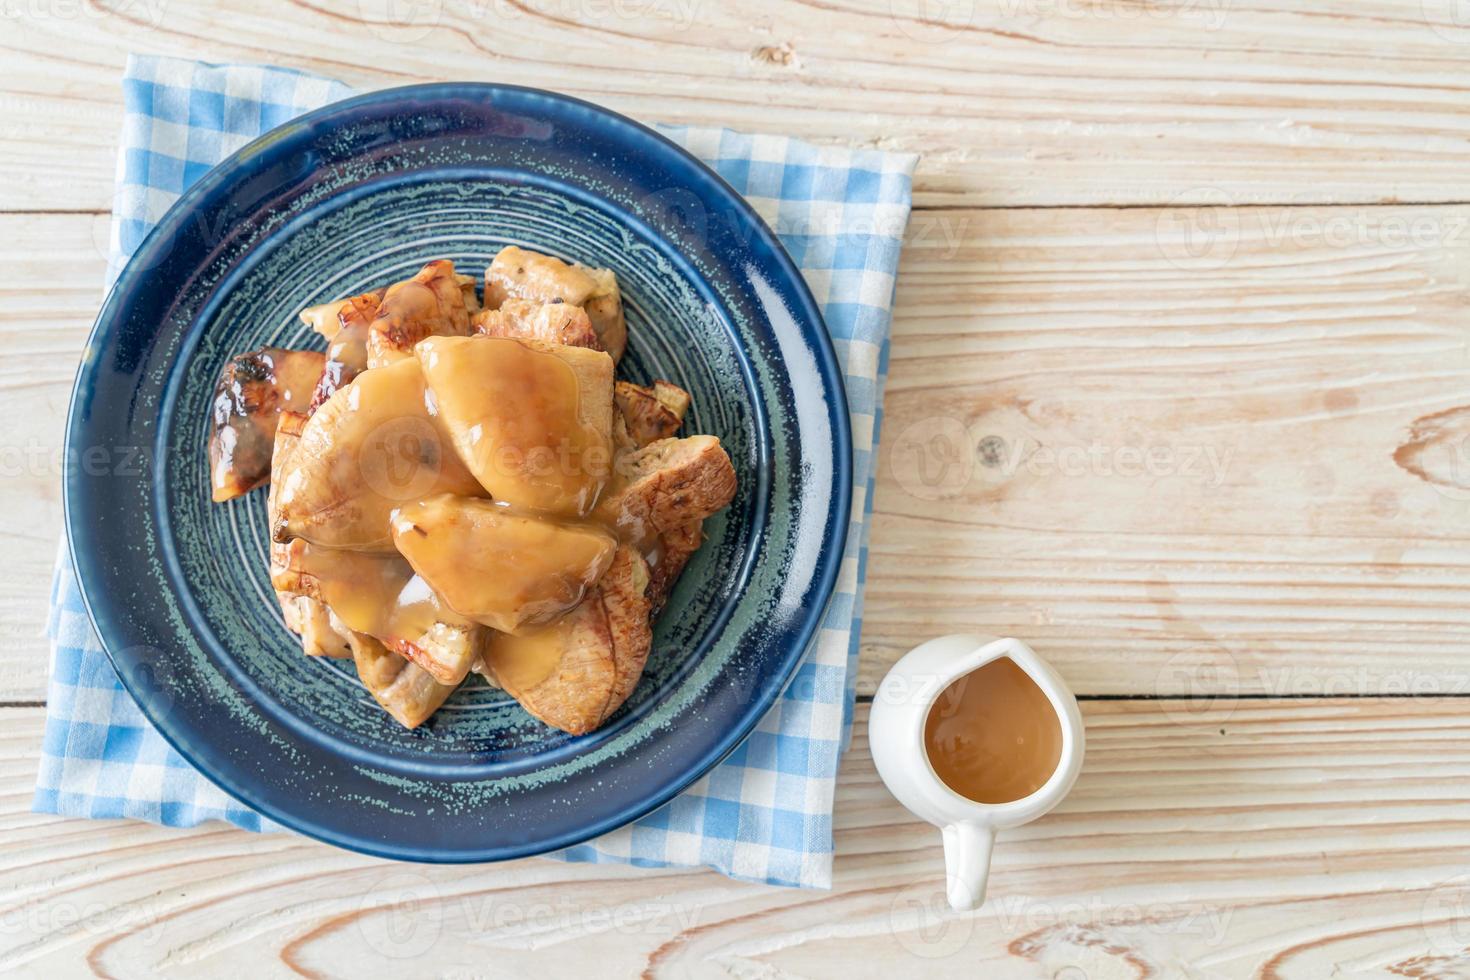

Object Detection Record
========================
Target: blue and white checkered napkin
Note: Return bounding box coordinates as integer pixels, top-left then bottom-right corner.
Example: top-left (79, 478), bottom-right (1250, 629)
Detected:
top-left (35, 55), bottom-right (917, 889)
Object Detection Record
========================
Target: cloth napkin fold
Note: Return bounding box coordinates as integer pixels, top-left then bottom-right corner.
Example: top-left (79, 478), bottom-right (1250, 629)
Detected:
top-left (34, 55), bottom-right (916, 890)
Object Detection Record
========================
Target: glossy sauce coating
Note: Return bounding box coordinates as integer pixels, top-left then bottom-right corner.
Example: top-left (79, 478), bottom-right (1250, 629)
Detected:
top-left (228, 251), bottom-right (750, 735)
top-left (284, 333), bottom-right (625, 693)
top-left (390, 495), bottom-right (616, 634)
top-left (274, 356), bottom-right (485, 551)
top-left (364, 260), bottom-right (472, 369)
top-left (288, 543), bottom-right (472, 643)
top-left (308, 292), bottom-right (381, 410)
top-left (483, 621), bottom-right (574, 692)
top-left (209, 347), bottom-right (325, 502)
top-left (416, 335), bottom-right (613, 518)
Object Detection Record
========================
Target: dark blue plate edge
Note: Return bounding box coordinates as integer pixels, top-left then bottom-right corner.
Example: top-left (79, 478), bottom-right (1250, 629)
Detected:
top-left (63, 81), bottom-right (854, 863)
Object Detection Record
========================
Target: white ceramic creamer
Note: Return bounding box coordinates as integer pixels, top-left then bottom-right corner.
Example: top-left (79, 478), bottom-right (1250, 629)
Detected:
top-left (868, 635), bottom-right (1085, 911)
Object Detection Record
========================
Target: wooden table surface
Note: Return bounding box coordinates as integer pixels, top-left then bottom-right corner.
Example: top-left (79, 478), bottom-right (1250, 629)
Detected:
top-left (7, 2), bottom-right (1470, 976)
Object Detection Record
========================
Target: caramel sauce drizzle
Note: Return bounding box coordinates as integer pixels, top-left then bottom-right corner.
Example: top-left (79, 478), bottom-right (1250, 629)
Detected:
top-left (285, 334), bottom-right (624, 692)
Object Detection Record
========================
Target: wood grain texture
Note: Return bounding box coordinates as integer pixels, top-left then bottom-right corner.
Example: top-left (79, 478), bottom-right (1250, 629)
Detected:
top-left (7, 700), bottom-right (1470, 978)
top-left (8, 16), bottom-right (1470, 975)
top-left (9, 0), bottom-right (1470, 210)
top-left (862, 203), bottom-right (1470, 696)
top-left (8, 204), bottom-right (1470, 700)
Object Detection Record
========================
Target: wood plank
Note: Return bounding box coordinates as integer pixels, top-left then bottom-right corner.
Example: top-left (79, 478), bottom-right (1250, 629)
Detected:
top-left (862, 203), bottom-right (1470, 696)
top-left (9, 0), bottom-right (1470, 210)
top-left (7, 204), bottom-right (1470, 699)
top-left (5, 700), bottom-right (1470, 976)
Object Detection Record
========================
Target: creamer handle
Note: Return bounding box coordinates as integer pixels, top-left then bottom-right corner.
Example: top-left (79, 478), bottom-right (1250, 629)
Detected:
top-left (941, 822), bottom-right (994, 911)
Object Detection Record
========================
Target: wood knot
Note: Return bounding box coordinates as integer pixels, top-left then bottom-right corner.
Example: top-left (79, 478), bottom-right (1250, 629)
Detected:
top-left (1394, 405), bottom-right (1470, 491)
top-left (752, 42), bottom-right (797, 67)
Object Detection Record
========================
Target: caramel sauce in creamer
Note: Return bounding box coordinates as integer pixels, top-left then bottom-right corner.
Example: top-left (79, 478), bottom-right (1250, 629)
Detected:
top-left (923, 658), bottom-right (1063, 805)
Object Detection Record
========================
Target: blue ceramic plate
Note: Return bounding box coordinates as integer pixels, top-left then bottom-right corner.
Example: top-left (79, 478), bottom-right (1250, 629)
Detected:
top-left (64, 84), bottom-right (850, 861)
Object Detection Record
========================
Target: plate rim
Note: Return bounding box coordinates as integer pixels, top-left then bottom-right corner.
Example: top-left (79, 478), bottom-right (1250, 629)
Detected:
top-left (64, 80), bottom-right (854, 862)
